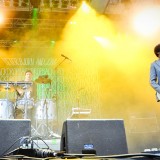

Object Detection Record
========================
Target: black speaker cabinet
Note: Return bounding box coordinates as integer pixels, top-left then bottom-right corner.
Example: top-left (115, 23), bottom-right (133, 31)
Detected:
top-left (60, 119), bottom-right (128, 156)
top-left (0, 119), bottom-right (31, 157)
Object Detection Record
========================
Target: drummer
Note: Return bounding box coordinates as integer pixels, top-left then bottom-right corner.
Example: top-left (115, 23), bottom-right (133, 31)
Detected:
top-left (15, 70), bottom-right (37, 119)
top-left (17, 70), bottom-right (37, 100)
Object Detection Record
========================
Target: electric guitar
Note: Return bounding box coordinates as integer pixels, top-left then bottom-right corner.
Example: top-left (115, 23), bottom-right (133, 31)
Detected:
top-left (156, 92), bottom-right (160, 102)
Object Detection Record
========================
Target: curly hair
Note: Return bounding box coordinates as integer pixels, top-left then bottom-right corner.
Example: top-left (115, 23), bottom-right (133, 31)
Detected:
top-left (154, 44), bottom-right (160, 57)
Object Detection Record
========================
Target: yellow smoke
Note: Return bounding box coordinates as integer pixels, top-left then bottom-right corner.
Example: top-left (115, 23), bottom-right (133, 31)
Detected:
top-left (55, 2), bottom-right (158, 110)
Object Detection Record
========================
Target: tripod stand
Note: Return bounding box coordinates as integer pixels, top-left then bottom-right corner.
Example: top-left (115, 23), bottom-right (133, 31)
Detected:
top-left (34, 81), bottom-right (58, 139)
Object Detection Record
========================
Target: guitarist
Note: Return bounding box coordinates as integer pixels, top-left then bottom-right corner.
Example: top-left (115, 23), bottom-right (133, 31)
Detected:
top-left (150, 44), bottom-right (160, 102)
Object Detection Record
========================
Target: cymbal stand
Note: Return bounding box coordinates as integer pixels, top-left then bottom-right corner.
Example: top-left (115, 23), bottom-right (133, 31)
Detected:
top-left (22, 83), bottom-right (39, 136)
top-left (10, 81), bottom-right (19, 119)
top-left (23, 83), bottom-right (30, 119)
top-left (35, 84), bottom-right (51, 138)
top-left (4, 82), bottom-right (15, 119)
top-left (5, 82), bottom-right (10, 119)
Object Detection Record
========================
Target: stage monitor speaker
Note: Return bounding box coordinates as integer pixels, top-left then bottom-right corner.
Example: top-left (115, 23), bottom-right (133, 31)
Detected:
top-left (0, 119), bottom-right (31, 157)
top-left (60, 119), bottom-right (128, 156)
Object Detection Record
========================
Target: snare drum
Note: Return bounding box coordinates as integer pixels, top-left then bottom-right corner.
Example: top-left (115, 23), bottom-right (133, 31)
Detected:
top-left (0, 99), bottom-right (14, 119)
top-left (35, 99), bottom-right (56, 120)
top-left (16, 99), bottom-right (34, 110)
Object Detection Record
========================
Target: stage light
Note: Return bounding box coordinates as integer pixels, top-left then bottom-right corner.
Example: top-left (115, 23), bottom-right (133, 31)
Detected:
top-left (32, 8), bottom-right (39, 17)
top-left (21, 0), bottom-right (29, 7)
top-left (13, 0), bottom-right (19, 7)
top-left (94, 36), bottom-right (110, 48)
top-left (41, 0), bottom-right (52, 8)
top-left (133, 6), bottom-right (160, 36)
top-left (81, 1), bottom-right (90, 13)
top-left (50, 40), bottom-right (55, 46)
top-left (70, 0), bottom-right (78, 7)
top-left (0, 13), bottom-right (4, 24)
top-left (61, 0), bottom-right (69, 8)
top-left (30, 0), bottom-right (40, 8)
top-left (32, 8), bottom-right (38, 27)
top-left (4, 0), bottom-right (10, 6)
top-left (69, 21), bottom-right (76, 25)
top-left (52, 0), bottom-right (59, 8)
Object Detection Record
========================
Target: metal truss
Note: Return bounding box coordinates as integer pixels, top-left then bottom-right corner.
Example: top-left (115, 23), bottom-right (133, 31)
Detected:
top-left (0, 40), bottom-right (56, 48)
top-left (1, 18), bottom-right (67, 29)
top-left (0, 0), bottom-right (124, 13)
top-left (0, 0), bottom-right (84, 12)
top-left (0, 0), bottom-right (78, 29)
top-left (0, 40), bottom-right (12, 47)
top-left (2, 0), bottom-right (156, 15)
top-left (0, 0), bottom-right (123, 30)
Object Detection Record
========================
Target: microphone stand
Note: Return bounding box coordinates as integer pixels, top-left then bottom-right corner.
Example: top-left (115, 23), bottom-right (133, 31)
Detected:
top-left (10, 81), bottom-right (19, 118)
top-left (54, 57), bottom-right (68, 132)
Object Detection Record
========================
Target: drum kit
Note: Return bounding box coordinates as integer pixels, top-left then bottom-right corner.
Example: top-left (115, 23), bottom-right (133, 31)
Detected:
top-left (0, 76), bottom-right (57, 138)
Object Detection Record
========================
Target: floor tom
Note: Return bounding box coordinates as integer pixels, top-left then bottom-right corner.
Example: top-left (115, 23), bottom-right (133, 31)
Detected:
top-left (35, 99), bottom-right (56, 120)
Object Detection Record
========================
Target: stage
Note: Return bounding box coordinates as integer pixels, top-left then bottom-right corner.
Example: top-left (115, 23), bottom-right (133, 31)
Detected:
top-left (1, 119), bottom-right (160, 159)
top-left (1, 0), bottom-right (160, 159)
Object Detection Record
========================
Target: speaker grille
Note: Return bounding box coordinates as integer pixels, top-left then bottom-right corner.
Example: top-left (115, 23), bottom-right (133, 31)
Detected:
top-left (0, 119), bottom-right (31, 157)
top-left (61, 119), bottom-right (128, 156)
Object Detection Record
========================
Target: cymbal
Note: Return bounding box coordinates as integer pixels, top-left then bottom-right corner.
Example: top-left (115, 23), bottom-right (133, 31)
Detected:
top-left (35, 77), bottom-right (51, 84)
top-left (16, 81), bottom-right (33, 85)
top-left (0, 85), bottom-right (15, 92)
top-left (16, 85), bottom-right (32, 91)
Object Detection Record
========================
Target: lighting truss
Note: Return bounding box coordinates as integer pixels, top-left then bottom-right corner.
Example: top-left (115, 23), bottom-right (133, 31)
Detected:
top-left (0, 18), bottom-right (67, 29)
top-left (0, 0), bottom-right (84, 11)
top-left (0, 0), bottom-right (129, 15)
top-left (0, 40), bottom-right (12, 48)
top-left (0, 40), bottom-right (56, 48)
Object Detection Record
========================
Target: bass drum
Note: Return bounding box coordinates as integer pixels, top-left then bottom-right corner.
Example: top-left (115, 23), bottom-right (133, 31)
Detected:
top-left (0, 99), bottom-right (14, 119)
top-left (35, 99), bottom-right (56, 120)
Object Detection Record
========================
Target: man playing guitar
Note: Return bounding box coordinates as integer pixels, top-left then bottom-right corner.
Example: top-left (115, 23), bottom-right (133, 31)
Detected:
top-left (150, 44), bottom-right (160, 101)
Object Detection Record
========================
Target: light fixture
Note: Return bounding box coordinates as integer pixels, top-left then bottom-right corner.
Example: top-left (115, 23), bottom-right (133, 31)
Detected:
top-left (4, 0), bottom-right (10, 7)
top-left (52, 0), bottom-right (59, 8)
top-left (61, 0), bottom-right (69, 8)
top-left (70, 0), bottom-right (77, 7)
top-left (20, 0), bottom-right (29, 7)
top-left (30, 0), bottom-right (40, 8)
top-left (13, 0), bottom-right (19, 7)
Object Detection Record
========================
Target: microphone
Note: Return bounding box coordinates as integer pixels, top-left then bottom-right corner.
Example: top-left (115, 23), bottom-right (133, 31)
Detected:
top-left (61, 54), bottom-right (72, 61)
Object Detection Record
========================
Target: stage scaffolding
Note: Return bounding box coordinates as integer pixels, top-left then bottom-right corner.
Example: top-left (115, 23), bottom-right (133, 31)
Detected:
top-left (0, 0), bottom-right (85, 11)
